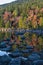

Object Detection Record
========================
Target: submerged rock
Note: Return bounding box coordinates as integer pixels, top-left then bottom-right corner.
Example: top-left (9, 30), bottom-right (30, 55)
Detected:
top-left (21, 49), bottom-right (29, 53)
top-left (8, 57), bottom-right (21, 65)
top-left (1, 46), bottom-right (12, 52)
top-left (21, 57), bottom-right (30, 65)
top-left (0, 51), bottom-right (11, 65)
top-left (0, 55), bottom-right (11, 62)
top-left (33, 60), bottom-right (43, 65)
top-left (28, 53), bottom-right (40, 61)
top-left (0, 41), bottom-right (8, 48)
top-left (9, 52), bottom-right (22, 58)
top-left (26, 46), bottom-right (34, 49)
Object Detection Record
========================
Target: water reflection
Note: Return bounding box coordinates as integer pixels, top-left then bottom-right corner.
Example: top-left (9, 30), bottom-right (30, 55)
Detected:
top-left (0, 31), bottom-right (43, 51)
top-left (0, 32), bottom-right (11, 41)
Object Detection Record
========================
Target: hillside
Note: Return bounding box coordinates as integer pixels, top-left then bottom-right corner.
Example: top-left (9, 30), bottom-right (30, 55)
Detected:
top-left (0, 0), bottom-right (43, 29)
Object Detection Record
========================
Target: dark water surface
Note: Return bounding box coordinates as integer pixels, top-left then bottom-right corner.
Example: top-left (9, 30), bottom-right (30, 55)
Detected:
top-left (0, 30), bottom-right (43, 65)
top-left (0, 29), bottom-right (43, 50)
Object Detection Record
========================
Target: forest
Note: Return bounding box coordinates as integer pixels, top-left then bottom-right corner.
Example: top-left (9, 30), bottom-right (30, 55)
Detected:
top-left (0, 0), bottom-right (43, 29)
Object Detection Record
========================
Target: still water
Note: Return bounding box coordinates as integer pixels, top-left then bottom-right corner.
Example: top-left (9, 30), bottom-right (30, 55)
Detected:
top-left (0, 32), bottom-right (11, 41)
top-left (0, 30), bottom-right (43, 50)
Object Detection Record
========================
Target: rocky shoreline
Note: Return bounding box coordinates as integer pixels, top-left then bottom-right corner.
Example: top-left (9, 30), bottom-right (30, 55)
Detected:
top-left (0, 40), bottom-right (43, 65)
